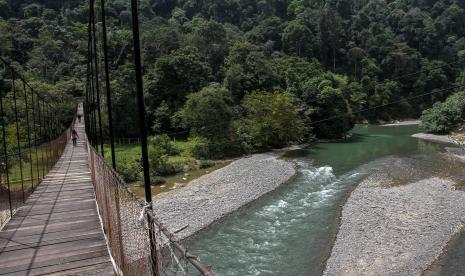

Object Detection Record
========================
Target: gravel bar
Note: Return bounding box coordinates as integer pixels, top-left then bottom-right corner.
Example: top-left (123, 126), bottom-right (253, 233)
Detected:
top-left (153, 152), bottom-right (296, 240)
top-left (446, 147), bottom-right (465, 162)
top-left (324, 178), bottom-right (465, 276)
top-left (412, 133), bottom-right (455, 144)
top-left (381, 120), bottom-right (420, 127)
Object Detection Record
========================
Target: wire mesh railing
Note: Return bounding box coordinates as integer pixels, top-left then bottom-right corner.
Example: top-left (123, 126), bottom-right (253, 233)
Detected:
top-left (0, 57), bottom-right (72, 229)
top-left (84, 0), bottom-right (214, 274)
top-left (87, 137), bottom-right (214, 276)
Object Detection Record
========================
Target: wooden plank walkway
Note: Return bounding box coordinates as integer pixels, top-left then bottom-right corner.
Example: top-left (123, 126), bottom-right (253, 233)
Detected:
top-left (0, 115), bottom-right (114, 275)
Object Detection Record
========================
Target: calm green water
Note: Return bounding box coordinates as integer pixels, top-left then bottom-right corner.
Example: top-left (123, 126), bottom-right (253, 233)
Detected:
top-left (187, 125), bottom-right (464, 276)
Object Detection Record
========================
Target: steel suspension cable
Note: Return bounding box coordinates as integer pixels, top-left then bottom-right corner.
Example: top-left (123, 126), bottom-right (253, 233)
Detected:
top-left (90, 35), bottom-right (98, 150)
top-left (90, 0), bottom-right (105, 156)
top-left (87, 0), bottom-right (96, 149)
top-left (99, 0), bottom-right (116, 169)
top-left (129, 0), bottom-right (159, 273)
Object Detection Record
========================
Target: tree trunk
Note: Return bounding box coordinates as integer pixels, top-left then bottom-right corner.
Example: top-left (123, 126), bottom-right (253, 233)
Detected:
top-left (333, 47), bottom-right (336, 71)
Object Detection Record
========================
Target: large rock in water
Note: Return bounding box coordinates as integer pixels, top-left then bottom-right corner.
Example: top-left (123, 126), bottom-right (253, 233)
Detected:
top-left (324, 178), bottom-right (465, 276)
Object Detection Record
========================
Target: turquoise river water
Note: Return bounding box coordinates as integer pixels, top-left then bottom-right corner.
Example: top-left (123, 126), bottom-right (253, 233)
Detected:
top-left (187, 125), bottom-right (465, 276)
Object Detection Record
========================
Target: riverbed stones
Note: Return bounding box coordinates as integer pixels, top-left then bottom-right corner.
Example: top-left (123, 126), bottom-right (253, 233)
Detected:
top-left (153, 152), bottom-right (296, 240)
top-left (445, 147), bottom-right (465, 162)
top-left (411, 133), bottom-right (455, 144)
top-left (323, 178), bottom-right (465, 276)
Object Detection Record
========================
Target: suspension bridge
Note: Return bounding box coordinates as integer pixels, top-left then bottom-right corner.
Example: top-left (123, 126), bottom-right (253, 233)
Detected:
top-left (0, 109), bottom-right (114, 275)
top-left (0, 0), bottom-right (213, 274)
top-left (0, 85), bottom-right (212, 275)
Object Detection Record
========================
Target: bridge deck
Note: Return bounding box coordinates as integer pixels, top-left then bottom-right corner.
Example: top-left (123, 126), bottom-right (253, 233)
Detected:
top-left (0, 118), bottom-right (114, 275)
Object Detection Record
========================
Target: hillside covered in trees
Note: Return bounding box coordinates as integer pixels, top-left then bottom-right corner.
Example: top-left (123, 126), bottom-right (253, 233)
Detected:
top-left (1, 0), bottom-right (465, 158)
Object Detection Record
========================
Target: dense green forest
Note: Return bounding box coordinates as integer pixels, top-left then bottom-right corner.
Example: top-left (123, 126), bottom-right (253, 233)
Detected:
top-left (2, 0), bottom-right (465, 162)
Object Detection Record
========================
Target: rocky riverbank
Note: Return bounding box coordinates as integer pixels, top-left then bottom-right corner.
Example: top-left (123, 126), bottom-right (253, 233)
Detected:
top-left (411, 133), bottom-right (455, 144)
top-left (323, 177), bottom-right (465, 276)
top-left (381, 120), bottom-right (420, 127)
top-left (153, 151), bottom-right (296, 240)
top-left (412, 130), bottom-right (465, 162)
top-left (445, 147), bottom-right (465, 162)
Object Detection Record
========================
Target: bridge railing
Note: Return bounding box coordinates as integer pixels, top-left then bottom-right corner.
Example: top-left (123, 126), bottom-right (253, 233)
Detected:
top-left (0, 57), bottom-right (71, 229)
top-left (84, 0), bottom-right (214, 274)
top-left (86, 138), bottom-right (213, 276)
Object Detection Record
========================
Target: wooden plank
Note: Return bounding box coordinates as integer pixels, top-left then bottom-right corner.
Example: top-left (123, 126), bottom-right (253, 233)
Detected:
top-left (0, 225), bottom-right (102, 250)
top-left (0, 249), bottom-right (110, 275)
top-left (0, 239), bottom-right (107, 267)
top-left (43, 261), bottom-right (115, 276)
top-left (5, 212), bottom-right (98, 229)
top-left (0, 117), bottom-right (114, 275)
top-left (0, 232), bottom-right (104, 252)
top-left (22, 256), bottom-right (112, 276)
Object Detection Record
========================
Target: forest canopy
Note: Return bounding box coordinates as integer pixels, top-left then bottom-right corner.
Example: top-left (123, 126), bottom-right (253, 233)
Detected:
top-left (1, 0), bottom-right (465, 157)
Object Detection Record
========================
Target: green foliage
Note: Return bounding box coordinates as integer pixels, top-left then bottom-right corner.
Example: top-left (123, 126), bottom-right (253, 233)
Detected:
top-left (224, 42), bottom-right (279, 102)
top-left (148, 134), bottom-right (179, 156)
top-left (145, 46), bottom-right (212, 114)
top-left (246, 16), bottom-right (283, 51)
top-left (421, 91), bottom-right (465, 134)
top-left (198, 159), bottom-right (216, 169)
top-left (141, 22), bottom-right (181, 61)
top-left (174, 83), bottom-right (232, 140)
top-left (237, 91), bottom-right (306, 150)
top-left (300, 72), bottom-right (355, 138)
top-left (4, 0), bottom-right (465, 157)
top-left (116, 156), bottom-right (142, 183)
top-left (185, 136), bottom-right (211, 159)
top-left (282, 19), bottom-right (315, 57)
top-left (149, 154), bottom-right (187, 177)
top-left (148, 134), bottom-right (186, 176)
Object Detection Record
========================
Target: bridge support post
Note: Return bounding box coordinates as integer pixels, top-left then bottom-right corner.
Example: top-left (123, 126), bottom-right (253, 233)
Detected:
top-left (129, 0), bottom-right (160, 274)
top-left (100, 0), bottom-right (116, 170)
top-left (12, 73), bottom-right (26, 203)
top-left (0, 88), bottom-right (12, 217)
top-left (23, 83), bottom-right (35, 192)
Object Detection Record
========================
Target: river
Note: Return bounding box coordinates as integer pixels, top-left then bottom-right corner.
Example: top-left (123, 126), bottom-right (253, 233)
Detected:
top-left (186, 125), bottom-right (465, 276)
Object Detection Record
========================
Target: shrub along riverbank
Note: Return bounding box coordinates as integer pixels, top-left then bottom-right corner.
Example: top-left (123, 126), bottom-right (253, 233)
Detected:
top-left (421, 89), bottom-right (465, 134)
top-left (103, 135), bottom-right (229, 186)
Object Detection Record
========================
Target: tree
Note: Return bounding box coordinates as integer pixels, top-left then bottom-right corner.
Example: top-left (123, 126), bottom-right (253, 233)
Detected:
top-left (0, 19), bottom-right (12, 57)
top-left (346, 47), bottom-right (366, 80)
top-left (440, 4), bottom-right (465, 36)
top-left (224, 42), bottom-right (279, 102)
top-left (27, 29), bottom-right (65, 82)
top-left (174, 83), bottom-right (233, 140)
top-left (141, 22), bottom-right (181, 62)
top-left (413, 60), bottom-right (450, 107)
top-left (145, 46), bottom-right (212, 130)
top-left (301, 73), bottom-right (354, 138)
top-left (0, 0), bottom-right (9, 18)
top-left (421, 91), bottom-right (465, 134)
top-left (187, 18), bottom-right (228, 76)
top-left (246, 16), bottom-right (284, 51)
top-left (274, 56), bottom-right (324, 97)
top-left (319, 8), bottom-right (344, 70)
top-left (282, 19), bottom-right (314, 57)
top-left (237, 91), bottom-right (306, 149)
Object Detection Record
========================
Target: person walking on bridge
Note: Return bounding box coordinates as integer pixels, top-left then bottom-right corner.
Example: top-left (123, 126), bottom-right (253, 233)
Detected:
top-left (71, 129), bottom-right (79, 146)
